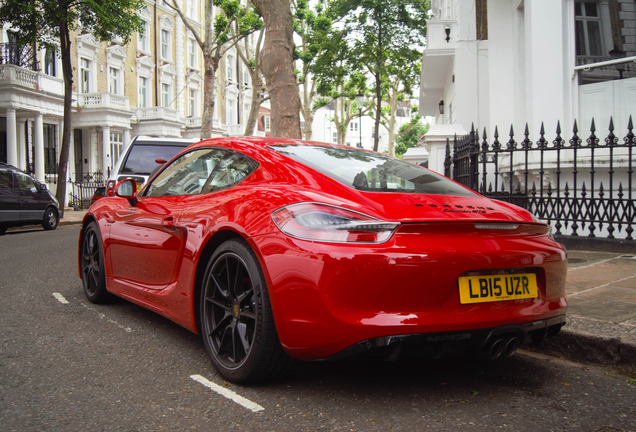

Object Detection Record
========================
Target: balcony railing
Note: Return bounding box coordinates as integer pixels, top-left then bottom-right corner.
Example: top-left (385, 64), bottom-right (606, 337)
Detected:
top-left (0, 64), bottom-right (64, 95)
top-left (136, 106), bottom-right (180, 122)
top-left (76, 92), bottom-right (130, 111)
top-left (185, 117), bottom-right (224, 130)
top-left (226, 124), bottom-right (245, 136)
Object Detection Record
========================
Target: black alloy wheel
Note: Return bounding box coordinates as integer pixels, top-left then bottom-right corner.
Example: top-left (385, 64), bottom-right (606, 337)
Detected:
top-left (42, 207), bottom-right (58, 230)
top-left (80, 222), bottom-right (111, 303)
top-left (200, 239), bottom-right (293, 383)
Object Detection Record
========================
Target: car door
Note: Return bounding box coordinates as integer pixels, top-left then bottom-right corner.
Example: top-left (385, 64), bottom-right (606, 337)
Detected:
top-left (107, 148), bottom-right (226, 289)
top-left (15, 172), bottom-right (46, 223)
top-left (0, 169), bottom-right (20, 224)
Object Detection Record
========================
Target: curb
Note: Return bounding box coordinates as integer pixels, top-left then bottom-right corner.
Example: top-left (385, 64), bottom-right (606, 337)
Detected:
top-left (525, 318), bottom-right (636, 372)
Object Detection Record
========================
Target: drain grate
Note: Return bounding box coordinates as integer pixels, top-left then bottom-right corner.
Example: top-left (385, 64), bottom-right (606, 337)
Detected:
top-left (567, 258), bottom-right (587, 264)
top-left (619, 255), bottom-right (636, 259)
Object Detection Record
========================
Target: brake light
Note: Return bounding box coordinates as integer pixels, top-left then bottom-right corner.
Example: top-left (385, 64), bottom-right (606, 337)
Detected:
top-left (272, 203), bottom-right (399, 244)
top-left (106, 180), bottom-right (116, 197)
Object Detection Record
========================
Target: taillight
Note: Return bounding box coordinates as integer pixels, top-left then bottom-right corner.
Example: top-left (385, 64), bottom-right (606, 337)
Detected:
top-left (271, 203), bottom-right (399, 244)
top-left (106, 180), bottom-right (116, 197)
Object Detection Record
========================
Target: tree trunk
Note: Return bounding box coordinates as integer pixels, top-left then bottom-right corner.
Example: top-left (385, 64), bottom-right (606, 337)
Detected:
top-left (55, 20), bottom-right (73, 216)
top-left (244, 70), bottom-right (262, 135)
top-left (200, 50), bottom-right (218, 139)
top-left (373, 72), bottom-right (381, 152)
top-left (252, 0), bottom-right (301, 139)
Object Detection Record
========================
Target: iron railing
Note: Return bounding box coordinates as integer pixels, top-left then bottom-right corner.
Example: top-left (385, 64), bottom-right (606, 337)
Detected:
top-left (0, 42), bottom-right (38, 70)
top-left (67, 172), bottom-right (105, 210)
top-left (444, 117), bottom-right (635, 242)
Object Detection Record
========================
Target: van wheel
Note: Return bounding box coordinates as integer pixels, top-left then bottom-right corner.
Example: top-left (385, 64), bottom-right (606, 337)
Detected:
top-left (42, 207), bottom-right (59, 230)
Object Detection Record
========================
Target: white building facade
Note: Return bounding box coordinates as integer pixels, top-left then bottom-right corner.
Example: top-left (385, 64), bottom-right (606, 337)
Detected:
top-left (419, 0), bottom-right (636, 174)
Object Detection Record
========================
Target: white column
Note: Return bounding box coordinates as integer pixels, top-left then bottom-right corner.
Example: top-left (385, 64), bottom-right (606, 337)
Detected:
top-left (6, 109), bottom-right (18, 167)
top-left (123, 128), bottom-right (130, 151)
top-left (68, 121), bottom-right (75, 183)
top-left (34, 114), bottom-right (45, 182)
top-left (102, 126), bottom-right (110, 178)
top-left (17, 119), bottom-right (25, 170)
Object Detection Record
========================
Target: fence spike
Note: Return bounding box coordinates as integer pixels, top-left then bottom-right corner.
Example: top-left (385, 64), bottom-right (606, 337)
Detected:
top-left (618, 183), bottom-right (624, 199)
top-left (590, 118), bottom-right (596, 133)
top-left (494, 126), bottom-right (499, 139)
top-left (573, 119), bottom-right (578, 134)
top-left (564, 182), bottom-right (570, 197)
top-left (471, 122), bottom-right (475, 133)
top-left (628, 115), bottom-right (633, 131)
top-left (555, 120), bottom-right (561, 135)
top-left (509, 124), bottom-right (514, 137)
top-left (525, 123), bottom-right (530, 136)
top-left (608, 116), bottom-right (614, 132)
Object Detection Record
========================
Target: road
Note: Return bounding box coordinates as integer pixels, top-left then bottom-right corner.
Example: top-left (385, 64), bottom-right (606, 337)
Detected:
top-left (1, 226), bottom-right (635, 431)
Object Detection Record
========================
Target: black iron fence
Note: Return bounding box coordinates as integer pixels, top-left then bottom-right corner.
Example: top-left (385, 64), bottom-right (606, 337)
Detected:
top-left (444, 117), bottom-right (635, 243)
top-left (67, 172), bottom-right (104, 210)
top-left (0, 42), bottom-right (38, 70)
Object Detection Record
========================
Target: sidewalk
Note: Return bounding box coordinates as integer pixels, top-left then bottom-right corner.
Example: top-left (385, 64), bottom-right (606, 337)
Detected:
top-left (526, 250), bottom-right (636, 371)
top-left (60, 210), bottom-right (636, 370)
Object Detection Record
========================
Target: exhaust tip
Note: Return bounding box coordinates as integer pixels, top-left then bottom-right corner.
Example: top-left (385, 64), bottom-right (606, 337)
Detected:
top-left (489, 339), bottom-right (506, 360)
top-left (504, 337), bottom-right (521, 357)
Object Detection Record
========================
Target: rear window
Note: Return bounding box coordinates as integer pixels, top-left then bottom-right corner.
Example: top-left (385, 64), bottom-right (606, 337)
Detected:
top-left (121, 144), bottom-right (187, 175)
top-left (270, 144), bottom-right (477, 197)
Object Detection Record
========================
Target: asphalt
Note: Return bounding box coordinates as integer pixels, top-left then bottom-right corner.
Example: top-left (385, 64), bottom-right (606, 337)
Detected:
top-left (51, 210), bottom-right (636, 372)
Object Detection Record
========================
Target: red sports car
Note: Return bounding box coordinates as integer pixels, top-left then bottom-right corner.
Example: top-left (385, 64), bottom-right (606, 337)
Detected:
top-left (79, 137), bottom-right (567, 383)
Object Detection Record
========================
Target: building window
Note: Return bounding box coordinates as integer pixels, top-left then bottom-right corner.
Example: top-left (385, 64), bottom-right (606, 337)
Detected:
top-left (138, 76), bottom-right (148, 108)
top-left (264, 115), bottom-right (271, 131)
top-left (161, 83), bottom-right (171, 107)
top-left (110, 132), bottom-right (123, 170)
top-left (188, 89), bottom-right (197, 117)
top-left (43, 124), bottom-right (57, 175)
top-left (109, 67), bottom-right (119, 94)
top-left (187, 0), bottom-right (196, 18)
top-left (187, 38), bottom-right (197, 68)
top-left (243, 68), bottom-right (250, 87)
top-left (44, 48), bottom-right (56, 76)
top-left (332, 131), bottom-right (337, 143)
top-left (161, 29), bottom-right (171, 60)
top-left (226, 54), bottom-right (234, 82)
top-left (80, 58), bottom-right (90, 93)
top-left (138, 21), bottom-right (149, 51)
top-left (350, 122), bottom-right (358, 132)
top-left (575, 1), bottom-right (603, 58)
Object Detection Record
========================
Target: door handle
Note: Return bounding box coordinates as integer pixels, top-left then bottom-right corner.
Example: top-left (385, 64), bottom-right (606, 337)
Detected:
top-left (162, 216), bottom-right (175, 230)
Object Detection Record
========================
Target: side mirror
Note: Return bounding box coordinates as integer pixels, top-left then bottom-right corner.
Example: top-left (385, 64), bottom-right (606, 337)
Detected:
top-left (115, 178), bottom-right (138, 206)
top-left (38, 183), bottom-right (48, 192)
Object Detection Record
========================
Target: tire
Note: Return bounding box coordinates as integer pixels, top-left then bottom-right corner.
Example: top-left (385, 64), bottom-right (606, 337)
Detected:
top-left (200, 239), bottom-right (294, 383)
top-left (42, 207), bottom-right (59, 230)
top-left (80, 221), bottom-right (112, 303)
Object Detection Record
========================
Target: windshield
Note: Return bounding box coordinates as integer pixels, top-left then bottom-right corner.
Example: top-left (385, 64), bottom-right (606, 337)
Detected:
top-left (121, 145), bottom-right (187, 175)
top-left (270, 144), bottom-right (478, 197)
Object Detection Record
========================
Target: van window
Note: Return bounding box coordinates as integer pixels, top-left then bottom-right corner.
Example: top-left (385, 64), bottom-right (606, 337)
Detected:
top-left (120, 145), bottom-right (186, 175)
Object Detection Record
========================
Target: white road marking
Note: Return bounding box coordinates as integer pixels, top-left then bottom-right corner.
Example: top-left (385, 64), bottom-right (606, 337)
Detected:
top-left (190, 374), bottom-right (264, 412)
top-left (52, 293), bottom-right (69, 304)
top-left (567, 256), bottom-right (620, 271)
top-left (567, 275), bottom-right (636, 297)
top-left (79, 302), bottom-right (133, 333)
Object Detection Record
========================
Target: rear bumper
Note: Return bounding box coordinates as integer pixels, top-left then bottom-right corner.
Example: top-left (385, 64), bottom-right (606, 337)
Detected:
top-left (323, 315), bottom-right (566, 361)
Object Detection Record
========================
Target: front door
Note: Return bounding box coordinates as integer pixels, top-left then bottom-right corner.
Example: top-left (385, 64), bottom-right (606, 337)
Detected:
top-left (0, 169), bottom-right (19, 223)
top-left (74, 129), bottom-right (83, 182)
top-left (107, 197), bottom-right (185, 288)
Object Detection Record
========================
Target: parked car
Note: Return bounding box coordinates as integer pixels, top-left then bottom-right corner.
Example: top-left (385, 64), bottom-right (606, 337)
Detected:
top-left (106, 136), bottom-right (199, 196)
top-left (79, 137), bottom-right (568, 383)
top-left (0, 163), bottom-right (59, 234)
top-left (90, 186), bottom-right (105, 206)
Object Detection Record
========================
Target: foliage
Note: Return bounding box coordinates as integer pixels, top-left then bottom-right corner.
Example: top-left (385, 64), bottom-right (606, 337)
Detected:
top-left (326, 0), bottom-right (428, 151)
top-left (395, 118), bottom-right (429, 158)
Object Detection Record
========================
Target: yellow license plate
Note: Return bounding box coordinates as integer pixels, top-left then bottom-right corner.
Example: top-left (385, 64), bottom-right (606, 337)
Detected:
top-left (458, 273), bottom-right (538, 304)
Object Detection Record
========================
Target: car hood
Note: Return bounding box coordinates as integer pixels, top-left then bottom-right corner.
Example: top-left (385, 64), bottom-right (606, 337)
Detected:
top-left (357, 192), bottom-right (534, 223)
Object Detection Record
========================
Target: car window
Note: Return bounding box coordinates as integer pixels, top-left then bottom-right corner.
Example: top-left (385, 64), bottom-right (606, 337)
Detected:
top-left (202, 152), bottom-right (258, 193)
top-left (144, 148), bottom-right (258, 197)
top-left (121, 144), bottom-right (188, 175)
top-left (270, 144), bottom-right (478, 197)
top-left (16, 172), bottom-right (38, 193)
top-left (0, 170), bottom-right (12, 190)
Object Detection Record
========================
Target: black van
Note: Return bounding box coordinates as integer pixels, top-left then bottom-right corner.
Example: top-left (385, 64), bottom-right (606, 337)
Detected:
top-left (0, 163), bottom-right (60, 234)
